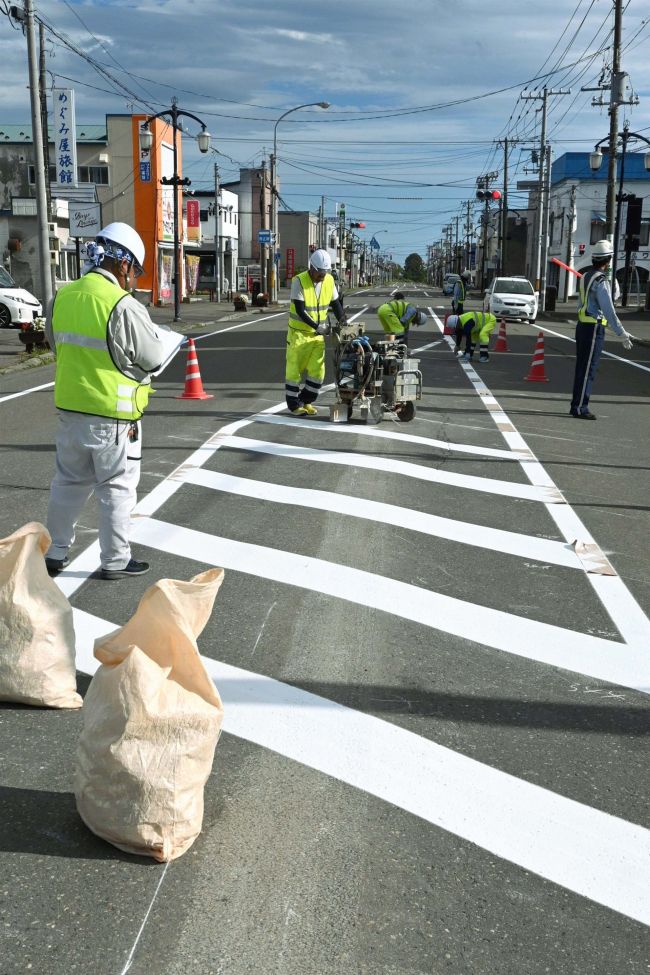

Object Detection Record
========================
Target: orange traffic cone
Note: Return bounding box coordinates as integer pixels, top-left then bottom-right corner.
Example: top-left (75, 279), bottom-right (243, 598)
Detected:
top-left (493, 319), bottom-right (509, 352)
top-left (175, 338), bottom-right (214, 400)
top-left (524, 332), bottom-right (549, 383)
top-left (443, 312), bottom-right (455, 335)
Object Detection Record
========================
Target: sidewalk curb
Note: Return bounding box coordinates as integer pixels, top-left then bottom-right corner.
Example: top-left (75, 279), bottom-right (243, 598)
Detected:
top-left (0, 351), bottom-right (55, 376)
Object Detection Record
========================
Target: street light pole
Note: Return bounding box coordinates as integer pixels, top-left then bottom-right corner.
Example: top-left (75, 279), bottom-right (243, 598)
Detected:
top-left (271, 101), bottom-right (329, 301)
top-left (589, 125), bottom-right (650, 293)
top-left (140, 98), bottom-right (210, 322)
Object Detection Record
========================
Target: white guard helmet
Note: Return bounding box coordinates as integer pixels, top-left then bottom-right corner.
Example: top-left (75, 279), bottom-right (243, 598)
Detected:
top-left (592, 239), bottom-right (614, 261)
top-left (461, 269), bottom-right (471, 280)
top-left (96, 222), bottom-right (145, 273)
top-left (447, 314), bottom-right (459, 329)
top-left (309, 248), bottom-right (332, 272)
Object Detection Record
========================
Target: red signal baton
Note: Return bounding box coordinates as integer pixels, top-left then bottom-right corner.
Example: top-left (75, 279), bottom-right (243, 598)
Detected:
top-left (551, 256), bottom-right (582, 278)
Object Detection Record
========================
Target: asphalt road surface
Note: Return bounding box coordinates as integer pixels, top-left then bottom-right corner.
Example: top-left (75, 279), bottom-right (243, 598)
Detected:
top-left (1, 285), bottom-right (649, 975)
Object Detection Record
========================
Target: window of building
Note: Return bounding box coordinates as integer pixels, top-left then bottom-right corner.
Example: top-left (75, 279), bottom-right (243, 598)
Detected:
top-left (640, 219), bottom-right (650, 248)
top-left (78, 166), bottom-right (109, 184)
top-left (200, 209), bottom-right (209, 222)
top-left (29, 163), bottom-right (109, 185)
top-left (590, 215), bottom-right (606, 244)
top-left (28, 165), bottom-right (57, 183)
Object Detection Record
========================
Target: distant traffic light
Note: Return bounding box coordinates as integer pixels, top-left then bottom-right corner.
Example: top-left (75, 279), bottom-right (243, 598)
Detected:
top-left (476, 189), bottom-right (502, 202)
top-left (350, 222), bottom-right (366, 228)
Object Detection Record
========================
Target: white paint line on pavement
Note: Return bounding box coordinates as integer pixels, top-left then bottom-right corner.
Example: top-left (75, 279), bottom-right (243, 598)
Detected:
top-left (0, 380), bottom-right (54, 405)
top-left (118, 861), bottom-right (171, 974)
top-left (213, 433), bottom-right (562, 503)
top-left (429, 310), bottom-right (650, 652)
top-left (72, 605), bottom-right (650, 928)
top-left (254, 413), bottom-right (527, 461)
top-left (179, 467), bottom-right (581, 568)
top-left (532, 322), bottom-right (650, 375)
top-left (129, 517), bottom-right (650, 694)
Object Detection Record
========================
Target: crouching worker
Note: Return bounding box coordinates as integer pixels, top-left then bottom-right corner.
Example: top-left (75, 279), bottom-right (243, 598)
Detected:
top-left (286, 249), bottom-right (347, 416)
top-left (377, 294), bottom-right (427, 343)
top-left (448, 311), bottom-right (496, 362)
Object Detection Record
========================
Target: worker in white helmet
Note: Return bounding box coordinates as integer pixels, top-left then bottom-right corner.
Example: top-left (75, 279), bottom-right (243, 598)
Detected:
top-left (285, 248), bottom-right (347, 415)
top-left (44, 222), bottom-right (171, 578)
top-left (570, 239), bottom-right (634, 419)
top-left (451, 269), bottom-right (471, 317)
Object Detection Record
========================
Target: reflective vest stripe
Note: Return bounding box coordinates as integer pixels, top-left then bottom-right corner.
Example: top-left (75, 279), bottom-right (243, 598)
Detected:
top-left (288, 270), bottom-right (335, 333)
top-left (53, 331), bottom-right (106, 350)
top-left (578, 268), bottom-right (605, 324)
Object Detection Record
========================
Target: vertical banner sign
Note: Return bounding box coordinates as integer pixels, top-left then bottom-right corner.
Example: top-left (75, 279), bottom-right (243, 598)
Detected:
top-left (186, 199), bottom-right (200, 242)
top-left (53, 89), bottom-right (77, 186)
top-left (286, 247), bottom-right (295, 281)
top-left (138, 120), bottom-right (151, 182)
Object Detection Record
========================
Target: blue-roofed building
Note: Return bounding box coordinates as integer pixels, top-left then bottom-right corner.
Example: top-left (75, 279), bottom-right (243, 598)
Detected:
top-left (545, 151), bottom-right (649, 299)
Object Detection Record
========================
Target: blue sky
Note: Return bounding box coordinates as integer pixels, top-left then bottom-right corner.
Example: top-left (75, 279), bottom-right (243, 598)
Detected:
top-left (1, 0), bottom-right (649, 263)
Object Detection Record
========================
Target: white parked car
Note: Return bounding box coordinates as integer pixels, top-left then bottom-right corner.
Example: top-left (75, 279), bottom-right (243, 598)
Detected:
top-left (485, 276), bottom-right (538, 323)
top-left (0, 267), bottom-right (43, 328)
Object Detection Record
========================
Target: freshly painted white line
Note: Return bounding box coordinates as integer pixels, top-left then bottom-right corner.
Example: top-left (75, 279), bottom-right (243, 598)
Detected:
top-left (533, 322), bottom-right (650, 375)
top-left (214, 433), bottom-right (563, 503)
top-left (429, 310), bottom-right (650, 651)
top-left (0, 380), bottom-right (54, 405)
top-left (71, 607), bottom-right (650, 928)
top-left (180, 467), bottom-right (581, 568)
top-left (254, 413), bottom-right (527, 461)
top-left (129, 518), bottom-right (650, 694)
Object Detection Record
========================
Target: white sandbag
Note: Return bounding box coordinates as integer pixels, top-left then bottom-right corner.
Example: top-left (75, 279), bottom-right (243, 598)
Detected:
top-left (0, 522), bottom-right (81, 708)
top-left (75, 568), bottom-right (225, 861)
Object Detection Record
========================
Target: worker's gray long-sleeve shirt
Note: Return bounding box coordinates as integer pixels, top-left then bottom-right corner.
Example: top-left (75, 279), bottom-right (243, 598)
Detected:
top-left (45, 267), bottom-right (171, 381)
top-left (584, 273), bottom-right (624, 336)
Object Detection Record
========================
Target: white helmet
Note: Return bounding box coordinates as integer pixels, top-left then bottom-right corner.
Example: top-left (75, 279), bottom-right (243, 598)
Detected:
top-left (447, 314), bottom-right (459, 329)
top-left (96, 222), bottom-right (145, 273)
top-left (592, 239), bottom-right (613, 261)
top-left (309, 248), bottom-right (332, 272)
top-left (461, 269), bottom-right (471, 280)
top-left (414, 310), bottom-right (427, 326)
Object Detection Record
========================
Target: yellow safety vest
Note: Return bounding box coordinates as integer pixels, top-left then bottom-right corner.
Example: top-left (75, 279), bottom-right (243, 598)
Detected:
top-left (288, 270), bottom-right (335, 334)
top-left (577, 268), bottom-right (606, 325)
top-left (52, 272), bottom-right (150, 420)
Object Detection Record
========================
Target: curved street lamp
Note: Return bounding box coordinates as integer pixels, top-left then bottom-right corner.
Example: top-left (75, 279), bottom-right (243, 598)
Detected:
top-left (589, 122), bottom-right (650, 303)
top-left (139, 97), bottom-right (210, 321)
top-left (270, 101), bottom-right (330, 300)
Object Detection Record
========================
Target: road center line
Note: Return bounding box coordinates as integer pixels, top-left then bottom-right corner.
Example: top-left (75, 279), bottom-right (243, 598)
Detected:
top-left (429, 310), bottom-right (650, 650)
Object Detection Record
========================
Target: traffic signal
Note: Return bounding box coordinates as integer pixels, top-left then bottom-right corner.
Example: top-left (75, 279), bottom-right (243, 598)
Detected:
top-left (350, 222), bottom-right (366, 228)
top-left (476, 189), bottom-right (502, 202)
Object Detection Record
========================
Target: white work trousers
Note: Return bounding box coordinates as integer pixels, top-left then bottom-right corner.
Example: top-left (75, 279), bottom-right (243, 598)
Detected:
top-left (46, 412), bottom-right (142, 571)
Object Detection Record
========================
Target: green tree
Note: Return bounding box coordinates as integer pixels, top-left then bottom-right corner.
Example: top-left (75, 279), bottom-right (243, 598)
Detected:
top-left (403, 253), bottom-right (425, 281)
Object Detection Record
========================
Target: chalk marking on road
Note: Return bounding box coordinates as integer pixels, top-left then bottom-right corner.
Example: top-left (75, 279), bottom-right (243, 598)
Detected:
top-left (118, 860), bottom-right (171, 975)
top-left (179, 467), bottom-right (580, 568)
top-left (212, 434), bottom-right (562, 503)
top-left (532, 322), bottom-right (650, 375)
top-left (0, 380), bottom-right (54, 405)
top-left (126, 517), bottom-right (650, 694)
top-left (71, 606), bottom-right (650, 929)
top-left (430, 310), bottom-right (650, 650)
top-left (253, 413), bottom-right (528, 461)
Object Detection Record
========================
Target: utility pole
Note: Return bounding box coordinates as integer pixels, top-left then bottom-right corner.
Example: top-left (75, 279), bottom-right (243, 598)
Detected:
top-left (21, 0), bottom-right (53, 307)
top-left (320, 196), bottom-right (326, 248)
top-left (38, 20), bottom-right (56, 291)
top-left (521, 87), bottom-right (570, 310)
top-left (540, 143), bottom-right (553, 307)
top-left (213, 162), bottom-right (221, 303)
top-left (453, 216), bottom-right (460, 272)
top-left (607, 0), bottom-right (623, 241)
top-left (563, 184), bottom-right (577, 301)
top-left (464, 201), bottom-right (472, 271)
top-left (500, 137), bottom-right (509, 275)
top-left (259, 159), bottom-right (267, 297)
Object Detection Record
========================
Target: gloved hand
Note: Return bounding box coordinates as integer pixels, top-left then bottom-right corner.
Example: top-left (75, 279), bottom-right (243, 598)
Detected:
top-left (620, 329), bottom-right (633, 351)
top-left (315, 322), bottom-right (331, 336)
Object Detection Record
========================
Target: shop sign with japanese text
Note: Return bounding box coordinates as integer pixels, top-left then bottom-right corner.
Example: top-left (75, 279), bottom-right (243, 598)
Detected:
top-left (53, 89), bottom-right (77, 186)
